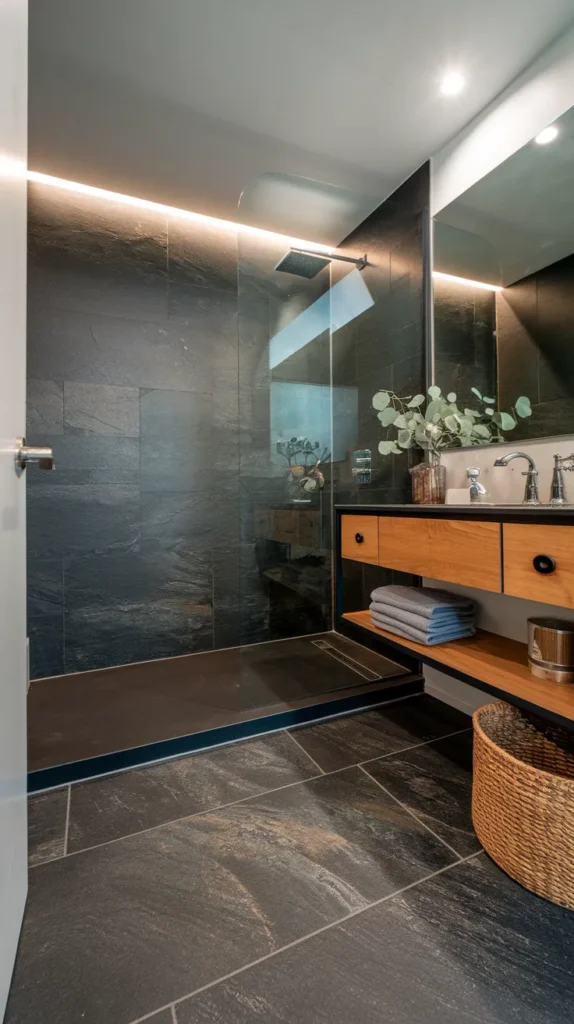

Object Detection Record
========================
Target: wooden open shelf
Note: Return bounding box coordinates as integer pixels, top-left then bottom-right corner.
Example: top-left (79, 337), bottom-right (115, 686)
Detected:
top-left (343, 610), bottom-right (574, 725)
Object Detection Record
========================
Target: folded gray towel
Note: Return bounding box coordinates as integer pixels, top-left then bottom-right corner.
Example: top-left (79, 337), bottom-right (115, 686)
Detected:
top-left (370, 585), bottom-right (475, 621)
top-left (370, 599), bottom-right (474, 633)
top-left (370, 609), bottom-right (475, 646)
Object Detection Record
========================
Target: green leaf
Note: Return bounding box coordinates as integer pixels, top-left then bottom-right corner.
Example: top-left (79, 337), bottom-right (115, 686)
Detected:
top-left (499, 412), bottom-right (516, 431)
top-left (464, 408), bottom-right (479, 418)
top-left (482, 396), bottom-right (495, 404)
top-left (425, 399), bottom-right (443, 421)
top-left (378, 406), bottom-right (399, 427)
top-left (398, 429), bottom-right (413, 449)
top-left (393, 413), bottom-right (407, 428)
top-left (515, 396), bottom-right (532, 418)
top-left (473, 424), bottom-right (491, 439)
top-left (471, 387), bottom-right (482, 400)
top-left (485, 407), bottom-right (494, 416)
top-left (444, 415), bottom-right (459, 432)
top-left (457, 416), bottom-right (474, 434)
top-left (372, 391), bottom-right (391, 411)
top-left (378, 440), bottom-right (395, 455)
top-left (447, 392), bottom-right (457, 403)
top-left (407, 394), bottom-right (425, 408)
top-left (428, 385), bottom-right (442, 400)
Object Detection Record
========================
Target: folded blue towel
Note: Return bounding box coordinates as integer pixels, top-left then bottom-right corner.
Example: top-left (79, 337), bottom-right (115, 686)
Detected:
top-left (371, 585), bottom-right (475, 621)
top-left (370, 599), bottom-right (474, 634)
top-left (370, 608), bottom-right (475, 646)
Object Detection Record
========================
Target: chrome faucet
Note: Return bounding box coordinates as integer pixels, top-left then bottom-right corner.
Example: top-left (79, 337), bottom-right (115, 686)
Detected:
top-left (467, 467), bottom-right (488, 503)
top-left (493, 451), bottom-right (540, 505)
top-left (550, 454), bottom-right (574, 505)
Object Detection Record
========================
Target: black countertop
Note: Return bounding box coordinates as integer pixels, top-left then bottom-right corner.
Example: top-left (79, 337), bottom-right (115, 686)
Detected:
top-left (335, 503), bottom-right (574, 522)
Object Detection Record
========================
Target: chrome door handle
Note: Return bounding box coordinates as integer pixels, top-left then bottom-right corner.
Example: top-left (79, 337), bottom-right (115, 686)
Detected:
top-left (15, 437), bottom-right (55, 472)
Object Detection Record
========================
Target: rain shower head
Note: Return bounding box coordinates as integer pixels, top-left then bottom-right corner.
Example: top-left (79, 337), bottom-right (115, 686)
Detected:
top-left (274, 247), bottom-right (368, 279)
top-left (274, 250), bottom-right (331, 278)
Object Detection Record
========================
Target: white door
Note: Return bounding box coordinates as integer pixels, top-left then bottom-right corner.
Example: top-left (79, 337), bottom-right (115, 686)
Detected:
top-left (0, 0), bottom-right (28, 1017)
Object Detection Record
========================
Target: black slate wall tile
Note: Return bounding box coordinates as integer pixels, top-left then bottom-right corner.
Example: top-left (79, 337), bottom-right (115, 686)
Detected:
top-left (63, 381), bottom-right (140, 436)
top-left (26, 379), bottom-right (64, 436)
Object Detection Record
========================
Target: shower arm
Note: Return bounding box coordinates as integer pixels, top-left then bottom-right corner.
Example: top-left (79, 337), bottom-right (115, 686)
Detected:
top-left (289, 247), bottom-right (368, 270)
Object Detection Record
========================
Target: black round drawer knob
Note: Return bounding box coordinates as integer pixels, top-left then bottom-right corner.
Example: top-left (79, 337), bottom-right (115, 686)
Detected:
top-left (533, 554), bottom-right (556, 575)
top-left (355, 532), bottom-right (364, 544)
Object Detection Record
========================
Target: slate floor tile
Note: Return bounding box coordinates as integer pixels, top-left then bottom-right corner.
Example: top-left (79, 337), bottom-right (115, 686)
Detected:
top-left (28, 788), bottom-right (69, 867)
top-left (67, 732), bottom-right (320, 852)
top-left (178, 855), bottom-right (574, 1024)
top-left (290, 694), bottom-right (470, 772)
top-left (6, 766), bottom-right (455, 1024)
top-left (363, 731), bottom-right (481, 856)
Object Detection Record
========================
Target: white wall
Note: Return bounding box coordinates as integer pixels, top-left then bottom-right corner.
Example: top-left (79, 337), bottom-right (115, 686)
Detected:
top-left (432, 23), bottom-right (574, 215)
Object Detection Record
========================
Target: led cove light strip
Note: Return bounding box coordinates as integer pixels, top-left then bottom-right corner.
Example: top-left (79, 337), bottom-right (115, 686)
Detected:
top-left (26, 170), bottom-right (334, 254)
top-left (433, 270), bottom-right (502, 293)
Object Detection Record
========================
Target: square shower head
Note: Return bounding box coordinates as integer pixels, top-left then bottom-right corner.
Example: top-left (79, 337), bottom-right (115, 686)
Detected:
top-left (274, 250), bottom-right (331, 278)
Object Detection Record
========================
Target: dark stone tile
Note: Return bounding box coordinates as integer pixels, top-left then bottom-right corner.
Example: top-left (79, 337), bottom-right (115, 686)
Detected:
top-left (291, 695), bottom-right (470, 772)
top-left (140, 388), bottom-right (214, 493)
top-left (27, 484), bottom-right (140, 560)
top-left (167, 216), bottom-right (237, 295)
top-left (64, 550), bottom-right (213, 672)
top-left (141, 491), bottom-right (214, 554)
top-left (364, 731), bottom-right (479, 856)
top-left (26, 435), bottom-right (140, 487)
top-left (28, 615), bottom-right (64, 679)
top-left (67, 732), bottom-right (319, 852)
top-left (496, 285), bottom-right (540, 408)
top-left (7, 767), bottom-right (454, 1024)
top-left (28, 789), bottom-right (68, 867)
top-left (145, 1013), bottom-right (173, 1024)
top-left (179, 854), bottom-right (574, 1024)
top-left (28, 182), bottom-right (168, 322)
top-left (63, 381), bottom-right (140, 437)
top-left (27, 558), bottom-right (63, 617)
top-left (433, 275), bottom-right (474, 365)
top-left (26, 379), bottom-right (63, 436)
top-left (27, 307), bottom-right (221, 393)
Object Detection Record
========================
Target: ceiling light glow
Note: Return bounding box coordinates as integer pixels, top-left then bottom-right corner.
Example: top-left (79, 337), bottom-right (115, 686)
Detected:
top-left (433, 271), bottom-right (502, 293)
top-left (440, 72), bottom-right (465, 97)
top-left (535, 125), bottom-right (559, 145)
top-left (26, 170), bottom-right (333, 254)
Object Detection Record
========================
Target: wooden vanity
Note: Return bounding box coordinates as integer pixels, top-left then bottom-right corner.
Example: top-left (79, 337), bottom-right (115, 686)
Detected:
top-left (336, 504), bottom-right (574, 729)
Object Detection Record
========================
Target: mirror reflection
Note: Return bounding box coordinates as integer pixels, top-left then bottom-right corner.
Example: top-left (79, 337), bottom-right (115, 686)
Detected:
top-left (433, 104), bottom-right (574, 447)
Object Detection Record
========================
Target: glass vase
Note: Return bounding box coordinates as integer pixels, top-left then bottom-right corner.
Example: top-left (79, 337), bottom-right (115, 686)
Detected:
top-left (410, 454), bottom-right (446, 505)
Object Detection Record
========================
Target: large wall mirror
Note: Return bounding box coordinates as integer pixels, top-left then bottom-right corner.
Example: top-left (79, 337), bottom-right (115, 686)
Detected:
top-left (433, 104), bottom-right (574, 448)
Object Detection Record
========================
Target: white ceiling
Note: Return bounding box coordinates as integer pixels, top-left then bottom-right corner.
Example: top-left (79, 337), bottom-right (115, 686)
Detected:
top-left (29, 0), bottom-right (574, 238)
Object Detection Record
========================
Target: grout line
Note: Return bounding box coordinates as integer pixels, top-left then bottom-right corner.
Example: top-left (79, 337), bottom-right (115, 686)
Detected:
top-left (284, 729), bottom-right (325, 774)
top-left (128, 850), bottom-right (484, 1023)
top-left (63, 784), bottom-right (71, 856)
top-left (358, 726), bottom-right (472, 768)
top-left (172, 1005), bottom-right (178, 1024)
top-left (357, 764), bottom-right (464, 861)
top-left (30, 716), bottom-right (470, 867)
top-left (30, 768), bottom-right (335, 867)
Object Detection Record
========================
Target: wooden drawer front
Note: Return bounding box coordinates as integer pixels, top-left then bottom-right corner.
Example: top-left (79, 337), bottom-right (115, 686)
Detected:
top-left (341, 515), bottom-right (379, 563)
top-left (427, 519), bottom-right (501, 592)
top-left (378, 517), bottom-right (502, 592)
top-left (378, 517), bottom-right (434, 576)
top-left (503, 524), bottom-right (574, 607)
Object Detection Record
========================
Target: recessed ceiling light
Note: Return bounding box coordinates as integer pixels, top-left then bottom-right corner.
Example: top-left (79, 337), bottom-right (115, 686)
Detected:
top-left (440, 72), bottom-right (465, 97)
top-left (535, 125), bottom-right (559, 145)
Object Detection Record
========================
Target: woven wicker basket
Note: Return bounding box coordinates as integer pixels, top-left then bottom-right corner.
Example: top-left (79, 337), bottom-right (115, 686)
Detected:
top-left (473, 701), bottom-right (574, 909)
